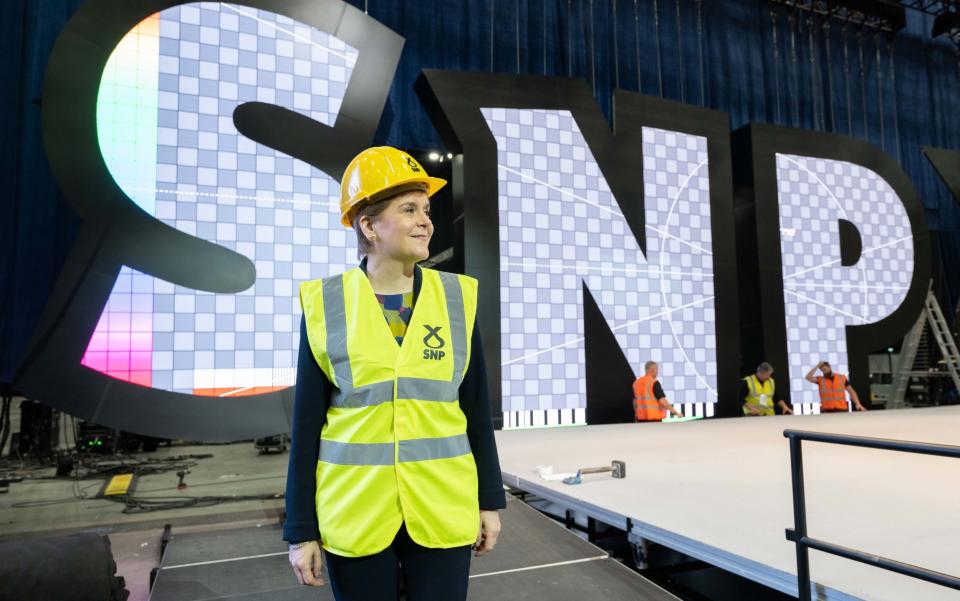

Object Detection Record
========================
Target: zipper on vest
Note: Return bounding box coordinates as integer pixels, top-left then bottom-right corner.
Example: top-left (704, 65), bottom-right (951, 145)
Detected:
top-left (392, 357), bottom-right (405, 517)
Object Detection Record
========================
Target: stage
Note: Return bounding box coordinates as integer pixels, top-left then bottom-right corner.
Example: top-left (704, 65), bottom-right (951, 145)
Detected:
top-left (148, 495), bottom-right (678, 601)
top-left (495, 406), bottom-right (960, 601)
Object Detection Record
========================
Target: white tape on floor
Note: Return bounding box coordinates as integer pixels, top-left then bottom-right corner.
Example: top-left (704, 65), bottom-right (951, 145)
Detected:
top-left (469, 555), bottom-right (608, 579)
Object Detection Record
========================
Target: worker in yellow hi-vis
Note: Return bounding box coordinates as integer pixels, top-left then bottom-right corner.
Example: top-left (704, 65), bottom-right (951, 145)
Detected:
top-left (740, 362), bottom-right (793, 416)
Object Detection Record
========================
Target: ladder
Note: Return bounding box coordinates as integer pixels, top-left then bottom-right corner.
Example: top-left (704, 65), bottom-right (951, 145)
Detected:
top-left (926, 289), bottom-right (960, 393)
top-left (889, 285), bottom-right (960, 408)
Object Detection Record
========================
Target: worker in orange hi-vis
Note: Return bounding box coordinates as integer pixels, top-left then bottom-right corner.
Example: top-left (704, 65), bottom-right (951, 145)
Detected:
top-left (804, 361), bottom-right (867, 413)
top-left (633, 361), bottom-right (684, 422)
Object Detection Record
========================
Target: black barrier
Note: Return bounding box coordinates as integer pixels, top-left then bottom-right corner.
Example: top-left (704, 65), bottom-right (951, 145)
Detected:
top-left (783, 429), bottom-right (960, 601)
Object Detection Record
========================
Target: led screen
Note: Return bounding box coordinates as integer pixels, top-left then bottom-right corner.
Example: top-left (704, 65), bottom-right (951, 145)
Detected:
top-left (776, 153), bottom-right (913, 410)
top-left (482, 108), bottom-right (718, 421)
top-left (86, 3), bottom-right (357, 395)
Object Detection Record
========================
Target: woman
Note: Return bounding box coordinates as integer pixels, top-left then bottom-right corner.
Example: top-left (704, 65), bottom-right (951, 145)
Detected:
top-left (283, 146), bottom-right (505, 601)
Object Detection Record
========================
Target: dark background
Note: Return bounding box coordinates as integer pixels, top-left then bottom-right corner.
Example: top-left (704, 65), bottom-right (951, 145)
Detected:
top-left (3, 0), bottom-right (960, 384)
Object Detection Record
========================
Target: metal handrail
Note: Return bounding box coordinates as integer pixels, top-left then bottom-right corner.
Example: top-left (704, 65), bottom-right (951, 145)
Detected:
top-left (782, 429), bottom-right (960, 601)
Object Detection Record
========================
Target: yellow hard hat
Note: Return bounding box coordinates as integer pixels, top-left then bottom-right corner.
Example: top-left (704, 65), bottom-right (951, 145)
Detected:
top-left (339, 146), bottom-right (447, 228)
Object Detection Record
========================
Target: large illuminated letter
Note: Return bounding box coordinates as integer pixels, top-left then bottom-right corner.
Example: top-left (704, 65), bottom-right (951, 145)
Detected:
top-left (16, 0), bottom-right (402, 440)
top-left (734, 125), bottom-right (931, 411)
top-left (418, 72), bottom-right (742, 426)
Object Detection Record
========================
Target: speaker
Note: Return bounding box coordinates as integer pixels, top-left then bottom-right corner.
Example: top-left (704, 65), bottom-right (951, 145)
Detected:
top-left (17, 400), bottom-right (59, 457)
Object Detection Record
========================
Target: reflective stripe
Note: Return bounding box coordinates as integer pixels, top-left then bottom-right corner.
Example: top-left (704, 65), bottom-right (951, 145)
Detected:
top-left (319, 434), bottom-right (471, 465)
top-left (329, 378), bottom-right (458, 408)
top-left (319, 440), bottom-right (394, 466)
top-left (438, 272), bottom-right (467, 387)
top-left (397, 377), bottom-right (457, 402)
top-left (400, 434), bottom-right (471, 462)
top-left (819, 376), bottom-right (846, 402)
top-left (331, 380), bottom-right (394, 409)
top-left (322, 276), bottom-right (353, 393)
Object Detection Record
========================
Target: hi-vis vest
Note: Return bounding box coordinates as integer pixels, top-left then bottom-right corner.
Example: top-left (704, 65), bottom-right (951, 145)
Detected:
top-left (818, 374), bottom-right (849, 411)
top-left (299, 267), bottom-right (479, 558)
top-left (743, 375), bottom-right (776, 416)
top-left (633, 375), bottom-right (665, 421)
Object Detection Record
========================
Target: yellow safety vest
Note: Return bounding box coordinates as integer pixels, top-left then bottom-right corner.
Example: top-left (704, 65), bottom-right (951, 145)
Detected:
top-left (743, 374), bottom-right (776, 416)
top-left (299, 266), bottom-right (479, 557)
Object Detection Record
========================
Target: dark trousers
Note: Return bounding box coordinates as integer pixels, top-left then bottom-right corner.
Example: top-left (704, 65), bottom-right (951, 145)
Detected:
top-left (324, 523), bottom-right (472, 601)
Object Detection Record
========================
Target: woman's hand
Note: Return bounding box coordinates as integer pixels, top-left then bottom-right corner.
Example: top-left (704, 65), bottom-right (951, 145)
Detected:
top-left (289, 540), bottom-right (325, 586)
top-left (473, 510), bottom-right (501, 557)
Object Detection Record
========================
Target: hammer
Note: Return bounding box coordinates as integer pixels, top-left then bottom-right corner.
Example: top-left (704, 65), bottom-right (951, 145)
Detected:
top-left (562, 460), bottom-right (626, 485)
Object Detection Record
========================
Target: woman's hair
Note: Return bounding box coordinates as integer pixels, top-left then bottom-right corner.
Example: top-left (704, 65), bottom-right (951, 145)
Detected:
top-left (351, 183), bottom-right (429, 257)
top-left (352, 196), bottom-right (393, 257)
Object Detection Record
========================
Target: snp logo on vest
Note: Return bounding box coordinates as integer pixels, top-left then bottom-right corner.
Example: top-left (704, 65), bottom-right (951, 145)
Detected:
top-left (422, 325), bottom-right (446, 360)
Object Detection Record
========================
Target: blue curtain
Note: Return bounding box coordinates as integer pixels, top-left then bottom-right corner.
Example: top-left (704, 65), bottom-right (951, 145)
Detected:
top-left (1, 0), bottom-right (84, 384)
top-left (3, 0), bottom-right (960, 381)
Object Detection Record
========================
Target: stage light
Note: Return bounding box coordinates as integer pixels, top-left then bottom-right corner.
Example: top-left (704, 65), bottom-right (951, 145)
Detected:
top-left (446, 152), bottom-right (453, 159)
top-left (428, 152), bottom-right (440, 161)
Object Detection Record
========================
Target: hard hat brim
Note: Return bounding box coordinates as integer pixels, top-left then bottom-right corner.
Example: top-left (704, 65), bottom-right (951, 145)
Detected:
top-left (340, 175), bottom-right (448, 228)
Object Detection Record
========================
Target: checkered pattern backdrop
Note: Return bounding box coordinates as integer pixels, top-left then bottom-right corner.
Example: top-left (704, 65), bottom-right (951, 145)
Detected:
top-left (482, 108), bottom-right (718, 424)
top-left (87, 2), bottom-right (358, 395)
top-left (777, 153), bottom-right (914, 410)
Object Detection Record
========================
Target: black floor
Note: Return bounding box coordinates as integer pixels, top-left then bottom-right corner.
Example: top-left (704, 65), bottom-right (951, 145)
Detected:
top-left (150, 497), bottom-right (678, 600)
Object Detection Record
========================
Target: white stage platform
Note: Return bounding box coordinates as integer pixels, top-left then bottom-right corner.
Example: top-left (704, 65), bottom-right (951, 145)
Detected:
top-left (495, 406), bottom-right (960, 601)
